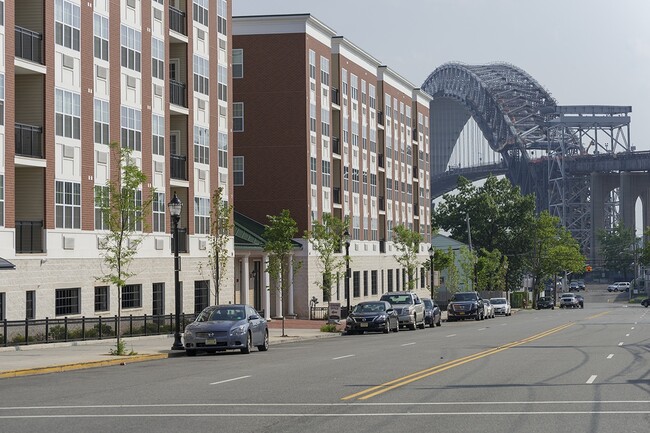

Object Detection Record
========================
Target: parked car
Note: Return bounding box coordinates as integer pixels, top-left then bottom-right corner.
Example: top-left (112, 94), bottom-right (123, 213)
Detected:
top-left (422, 298), bottom-right (442, 327)
top-left (608, 282), bottom-right (631, 292)
top-left (490, 297), bottom-right (511, 316)
top-left (482, 299), bottom-right (495, 318)
top-left (345, 301), bottom-right (399, 334)
top-left (641, 297), bottom-right (649, 308)
top-left (447, 292), bottom-right (485, 321)
top-left (559, 293), bottom-right (580, 309)
top-left (183, 304), bottom-right (268, 356)
top-left (577, 280), bottom-right (586, 291)
top-left (379, 291), bottom-right (426, 330)
top-left (575, 294), bottom-right (584, 308)
top-left (569, 281), bottom-right (580, 292)
top-left (536, 297), bottom-right (555, 310)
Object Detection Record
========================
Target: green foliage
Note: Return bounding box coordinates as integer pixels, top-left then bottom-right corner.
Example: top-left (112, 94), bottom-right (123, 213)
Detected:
top-left (392, 225), bottom-right (424, 290)
top-left (109, 339), bottom-right (136, 356)
top-left (263, 209), bottom-right (302, 299)
top-left (639, 227), bottom-right (650, 267)
top-left (458, 246), bottom-right (476, 290)
top-left (202, 187), bottom-right (233, 305)
top-left (320, 323), bottom-right (339, 333)
top-left (11, 334), bottom-right (42, 344)
top-left (304, 214), bottom-right (349, 301)
top-left (445, 247), bottom-right (461, 294)
top-left (597, 223), bottom-right (635, 278)
top-left (476, 248), bottom-right (508, 291)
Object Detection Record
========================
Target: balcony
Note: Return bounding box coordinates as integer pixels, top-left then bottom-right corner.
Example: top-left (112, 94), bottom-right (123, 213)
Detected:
top-left (331, 88), bottom-right (340, 106)
top-left (171, 228), bottom-right (188, 254)
top-left (332, 137), bottom-right (340, 155)
top-left (170, 154), bottom-right (187, 180)
top-left (378, 153), bottom-right (384, 168)
top-left (170, 80), bottom-right (187, 108)
top-left (15, 26), bottom-right (43, 65)
top-left (379, 239), bottom-right (386, 254)
top-left (412, 128), bottom-right (419, 141)
top-left (379, 196), bottom-right (385, 211)
top-left (377, 111), bottom-right (384, 126)
top-left (333, 187), bottom-right (341, 204)
top-left (169, 6), bottom-right (187, 36)
top-left (16, 220), bottom-right (44, 253)
top-left (15, 123), bottom-right (43, 158)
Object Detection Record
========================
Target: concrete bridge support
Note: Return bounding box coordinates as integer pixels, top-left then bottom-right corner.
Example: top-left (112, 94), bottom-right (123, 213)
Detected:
top-left (591, 173), bottom-right (620, 264)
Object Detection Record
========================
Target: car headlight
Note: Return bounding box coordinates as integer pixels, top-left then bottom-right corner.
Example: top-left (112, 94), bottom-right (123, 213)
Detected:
top-left (184, 330), bottom-right (194, 340)
top-left (230, 325), bottom-right (247, 336)
top-left (373, 314), bottom-right (387, 323)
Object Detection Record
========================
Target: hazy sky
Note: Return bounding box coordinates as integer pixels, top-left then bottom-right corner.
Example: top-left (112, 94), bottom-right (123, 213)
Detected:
top-left (234, 0), bottom-right (650, 151)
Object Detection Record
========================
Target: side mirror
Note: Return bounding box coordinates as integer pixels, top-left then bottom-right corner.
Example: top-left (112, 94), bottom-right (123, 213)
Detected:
top-left (386, 308), bottom-right (394, 314)
top-left (248, 314), bottom-right (259, 321)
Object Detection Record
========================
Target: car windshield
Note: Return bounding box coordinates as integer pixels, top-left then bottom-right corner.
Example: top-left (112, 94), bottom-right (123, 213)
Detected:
top-left (354, 303), bottom-right (386, 313)
top-left (199, 307), bottom-right (246, 322)
top-left (423, 299), bottom-right (433, 308)
top-left (539, 297), bottom-right (550, 301)
top-left (483, 300), bottom-right (491, 306)
top-left (380, 294), bottom-right (413, 304)
top-left (561, 294), bottom-right (575, 298)
top-left (490, 298), bottom-right (506, 304)
top-left (451, 293), bottom-right (477, 302)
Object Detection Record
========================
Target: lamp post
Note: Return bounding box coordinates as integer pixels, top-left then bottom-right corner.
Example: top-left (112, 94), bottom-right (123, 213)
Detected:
top-left (169, 192), bottom-right (184, 351)
top-left (343, 228), bottom-right (351, 317)
top-left (428, 245), bottom-right (435, 299)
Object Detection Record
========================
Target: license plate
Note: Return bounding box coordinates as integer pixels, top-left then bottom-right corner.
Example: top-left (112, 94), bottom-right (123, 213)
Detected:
top-left (459, 312), bottom-right (465, 315)
top-left (360, 323), bottom-right (368, 328)
top-left (205, 338), bottom-right (216, 345)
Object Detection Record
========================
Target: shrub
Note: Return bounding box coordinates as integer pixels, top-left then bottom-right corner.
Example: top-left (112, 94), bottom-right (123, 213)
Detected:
top-left (320, 323), bottom-right (339, 333)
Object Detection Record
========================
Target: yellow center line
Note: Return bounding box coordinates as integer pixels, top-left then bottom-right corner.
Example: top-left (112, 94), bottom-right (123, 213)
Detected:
top-left (585, 311), bottom-right (610, 320)
top-left (342, 322), bottom-right (575, 401)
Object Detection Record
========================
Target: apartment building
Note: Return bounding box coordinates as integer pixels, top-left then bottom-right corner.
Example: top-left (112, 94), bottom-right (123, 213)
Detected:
top-left (232, 14), bottom-right (433, 318)
top-left (0, 0), bottom-right (235, 321)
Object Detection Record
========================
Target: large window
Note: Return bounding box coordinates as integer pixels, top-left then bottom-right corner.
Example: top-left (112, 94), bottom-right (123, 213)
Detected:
top-left (217, 0), bottom-right (227, 35)
top-left (122, 284), bottom-right (142, 309)
top-left (232, 49), bottom-right (243, 78)
top-left (151, 38), bottom-right (164, 80)
top-left (152, 114), bottom-right (165, 155)
top-left (217, 65), bottom-right (227, 101)
top-left (363, 271), bottom-right (368, 297)
top-left (322, 160), bottom-right (330, 188)
top-left (218, 132), bottom-right (228, 169)
top-left (94, 185), bottom-right (109, 230)
top-left (120, 25), bottom-right (141, 72)
top-left (95, 286), bottom-right (109, 312)
top-left (194, 126), bottom-right (209, 164)
top-left (233, 103), bottom-right (243, 131)
top-left (94, 99), bottom-right (109, 145)
top-left (56, 89), bottom-right (81, 139)
top-left (56, 181), bottom-right (81, 229)
top-left (309, 50), bottom-right (316, 80)
top-left (26, 291), bottom-right (35, 320)
top-left (320, 56), bottom-right (329, 86)
top-left (152, 283), bottom-right (164, 316)
top-left (55, 0), bottom-right (80, 51)
top-left (55, 288), bottom-right (80, 316)
top-left (125, 188), bottom-right (143, 232)
top-left (193, 0), bottom-right (209, 26)
top-left (93, 13), bottom-right (109, 61)
top-left (0, 174), bottom-right (4, 226)
top-left (353, 271), bottom-right (360, 298)
top-left (310, 157), bottom-right (317, 185)
top-left (371, 270), bottom-right (378, 295)
top-left (194, 197), bottom-right (210, 235)
top-left (121, 106), bottom-right (142, 151)
top-left (153, 192), bottom-right (165, 233)
top-left (194, 280), bottom-right (209, 313)
top-left (193, 55), bottom-right (209, 95)
top-left (233, 156), bottom-right (244, 186)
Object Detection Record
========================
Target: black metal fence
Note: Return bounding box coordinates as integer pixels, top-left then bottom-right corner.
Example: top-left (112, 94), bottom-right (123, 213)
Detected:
top-left (1, 313), bottom-right (197, 348)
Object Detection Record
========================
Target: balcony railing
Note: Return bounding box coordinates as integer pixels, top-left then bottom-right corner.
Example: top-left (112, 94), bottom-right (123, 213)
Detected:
top-left (169, 6), bottom-right (187, 36)
top-left (378, 196), bottom-right (385, 211)
top-left (15, 123), bottom-right (43, 158)
top-left (378, 153), bottom-right (384, 168)
top-left (171, 228), bottom-right (188, 254)
top-left (170, 80), bottom-right (187, 108)
top-left (412, 128), bottom-right (419, 141)
top-left (170, 154), bottom-right (187, 180)
top-left (331, 88), bottom-right (340, 105)
top-left (332, 137), bottom-right (340, 155)
top-left (377, 111), bottom-right (384, 126)
top-left (16, 220), bottom-right (44, 253)
top-left (15, 26), bottom-right (43, 64)
top-left (333, 187), bottom-right (341, 204)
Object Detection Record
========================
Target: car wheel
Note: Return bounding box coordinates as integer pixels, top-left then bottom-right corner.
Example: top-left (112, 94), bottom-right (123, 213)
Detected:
top-left (436, 317), bottom-right (442, 327)
top-left (186, 349), bottom-right (197, 357)
top-left (257, 330), bottom-right (269, 351)
top-left (383, 322), bottom-right (390, 334)
top-left (551, 306), bottom-right (554, 310)
top-left (241, 332), bottom-right (252, 354)
top-left (393, 320), bottom-right (400, 332)
top-left (408, 317), bottom-right (417, 331)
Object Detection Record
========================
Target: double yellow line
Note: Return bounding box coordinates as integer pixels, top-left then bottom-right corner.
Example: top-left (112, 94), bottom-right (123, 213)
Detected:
top-left (342, 322), bottom-right (576, 401)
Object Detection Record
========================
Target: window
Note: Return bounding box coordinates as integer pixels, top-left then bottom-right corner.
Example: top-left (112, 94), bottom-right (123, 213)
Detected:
top-left (194, 126), bottom-right (209, 164)
top-left (152, 114), bottom-right (165, 155)
top-left (310, 103), bottom-right (317, 133)
top-left (151, 38), bottom-right (164, 80)
top-left (233, 156), bottom-right (244, 186)
top-left (193, 55), bottom-right (209, 95)
top-left (93, 13), bottom-right (109, 61)
top-left (371, 270), bottom-right (378, 295)
top-left (55, 0), bottom-right (80, 51)
top-left (352, 169), bottom-right (360, 193)
top-left (55, 89), bottom-right (81, 139)
top-left (0, 73), bottom-right (4, 126)
top-left (152, 283), bottom-right (164, 316)
top-left (322, 160), bottom-right (330, 188)
top-left (121, 106), bottom-right (142, 151)
top-left (218, 132), bottom-right (228, 168)
top-left (94, 185), bottom-right (109, 230)
top-left (193, 0), bottom-right (208, 26)
top-left (0, 174), bottom-right (4, 226)
top-left (124, 188), bottom-right (143, 232)
top-left (309, 50), bottom-right (316, 80)
top-left (387, 269), bottom-right (393, 292)
top-left (320, 56), bottom-right (329, 86)
top-left (353, 271), bottom-right (360, 298)
top-left (153, 192), bottom-right (165, 233)
top-left (95, 286), bottom-right (109, 312)
top-left (194, 280), bottom-right (209, 313)
top-left (122, 284), bottom-right (142, 309)
top-left (232, 49), bottom-right (243, 78)
top-left (217, 0), bottom-right (227, 35)
top-left (120, 25), bottom-right (141, 72)
top-left (363, 271), bottom-right (368, 297)
top-left (56, 181), bottom-right (81, 229)
top-left (0, 292), bottom-right (4, 320)
top-left (194, 197), bottom-right (210, 235)
top-left (420, 267), bottom-right (425, 289)
top-left (26, 291), bottom-right (35, 320)
top-left (56, 288), bottom-right (80, 316)
top-left (233, 103), bottom-right (244, 131)
top-left (217, 65), bottom-right (227, 101)
top-left (0, 1), bottom-right (4, 27)
top-left (310, 157), bottom-right (317, 185)
top-left (94, 99), bottom-right (109, 145)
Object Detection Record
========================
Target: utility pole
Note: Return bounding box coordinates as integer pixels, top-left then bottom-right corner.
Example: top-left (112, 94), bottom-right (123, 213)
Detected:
top-left (466, 213), bottom-right (477, 290)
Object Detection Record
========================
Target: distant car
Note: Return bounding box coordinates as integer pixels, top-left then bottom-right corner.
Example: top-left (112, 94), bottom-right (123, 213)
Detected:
top-left (183, 304), bottom-right (268, 356)
top-left (559, 293), bottom-right (580, 309)
top-left (536, 297), bottom-right (555, 310)
top-left (575, 294), bottom-right (584, 308)
top-left (577, 280), bottom-right (586, 291)
top-left (641, 298), bottom-right (649, 308)
top-left (490, 297), bottom-right (511, 316)
top-left (422, 298), bottom-right (442, 327)
top-left (345, 301), bottom-right (399, 334)
top-left (447, 292), bottom-right (485, 321)
top-left (482, 299), bottom-right (495, 318)
top-left (569, 281), bottom-right (580, 291)
top-left (379, 291), bottom-right (426, 330)
top-left (608, 282), bottom-right (630, 292)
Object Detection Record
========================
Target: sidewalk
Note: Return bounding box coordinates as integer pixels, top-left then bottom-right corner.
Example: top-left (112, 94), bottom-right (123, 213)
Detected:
top-left (0, 319), bottom-right (342, 379)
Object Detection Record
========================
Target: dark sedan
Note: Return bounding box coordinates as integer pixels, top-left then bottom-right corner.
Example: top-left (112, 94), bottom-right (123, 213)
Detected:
top-left (345, 301), bottom-right (399, 334)
top-left (183, 304), bottom-right (269, 356)
top-left (536, 297), bottom-right (555, 310)
top-left (422, 298), bottom-right (442, 327)
top-left (575, 294), bottom-right (584, 308)
top-left (642, 298), bottom-right (649, 307)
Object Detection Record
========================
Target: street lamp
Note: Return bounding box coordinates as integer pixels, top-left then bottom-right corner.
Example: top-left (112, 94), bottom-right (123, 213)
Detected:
top-left (168, 192), bottom-right (183, 351)
top-left (428, 245), bottom-right (435, 299)
top-left (343, 228), bottom-right (351, 317)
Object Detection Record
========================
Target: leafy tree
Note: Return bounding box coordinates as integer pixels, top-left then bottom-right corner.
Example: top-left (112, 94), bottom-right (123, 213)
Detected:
top-left (445, 247), bottom-right (461, 295)
top-left (304, 214), bottom-right (349, 302)
top-left (476, 248), bottom-right (508, 291)
top-left (392, 225), bottom-right (424, 290)
top-left (457, 246), bottom-right (476, 290)
top-left (638, 227), bottom-right (650, 268)
top-left (201, 187), bottom-right (233, 304)
top-left (263, 209), bottom-right (302, 336)
top-left (597, 223), bottom-right (635, 279)
top-left (97, 142), bottom-right (153, 353)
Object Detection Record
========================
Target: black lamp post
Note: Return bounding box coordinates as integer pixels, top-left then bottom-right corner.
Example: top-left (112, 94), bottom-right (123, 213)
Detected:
top-left (343, 228), bottom-right (351, 317)
top-left (428, 245), bottom-right (435, 299)
top-left (169, 192), bottom-right (184, 351)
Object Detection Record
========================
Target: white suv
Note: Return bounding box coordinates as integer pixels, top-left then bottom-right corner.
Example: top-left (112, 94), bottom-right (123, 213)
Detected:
top-left (607, 282), bottom-right (630, 292)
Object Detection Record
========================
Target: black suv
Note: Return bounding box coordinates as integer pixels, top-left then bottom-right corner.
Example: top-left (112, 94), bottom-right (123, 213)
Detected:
top-left (536, 297), bottom-right (555, 310)
top-left (446, 292), bottom-right (485, 321)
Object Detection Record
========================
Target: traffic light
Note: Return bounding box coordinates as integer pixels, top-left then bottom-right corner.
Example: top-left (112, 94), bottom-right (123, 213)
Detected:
top-left (585, 265), bottom-right (592, 272)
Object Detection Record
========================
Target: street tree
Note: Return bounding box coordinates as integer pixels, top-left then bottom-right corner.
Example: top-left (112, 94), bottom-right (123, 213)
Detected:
top-left (263, 209), bottom-right (302, 336)
top-left (96, 142), bottom-right (153, 354)
top-left (476, 248), bottom-right (508, 291)
top-left (304, 214), bottom-right (349, 302)
top-left (597, 223), bottom-right (635, 279)
top-left (392, 225), bottom-right (424, 290)
top-left (202, 187), bottom-right (233, 305)
top-left (638, 227), bottom-right (650, 269)
top-left (457, 246), bottom-right (477, 291)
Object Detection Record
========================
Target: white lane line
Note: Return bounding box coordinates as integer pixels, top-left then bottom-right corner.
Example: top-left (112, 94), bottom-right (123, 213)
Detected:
top-left (401, 342), bottom-right (416, 347)
top-left (626, 333), bottom-right (630, 337)
top-left (586, 375), bottom-right (598, 384)
top-left (501, 323), bottom-right (507, 326)
top-left (446, 334), bottom-right (457, 338)
top-left (607, 354), bottom-right (614, 359)
top-left (332, 354), bottom-right (355, 360)
top-left (631, 327), bottom-right (635, 330)
top-left (478, 328), bottom-right (487, 331)
top-left (618, 342), bottom-right (624, 346)
top-left (210, 375), bottom-right (251, 386)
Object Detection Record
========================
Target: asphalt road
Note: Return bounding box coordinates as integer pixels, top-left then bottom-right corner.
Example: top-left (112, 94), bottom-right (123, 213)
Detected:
top-left (0, 289), bottom-right (648, 433)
